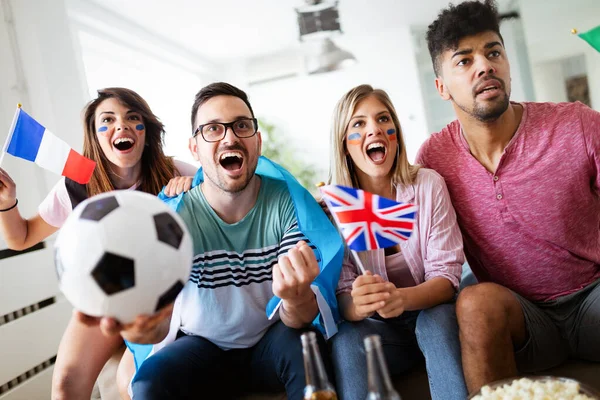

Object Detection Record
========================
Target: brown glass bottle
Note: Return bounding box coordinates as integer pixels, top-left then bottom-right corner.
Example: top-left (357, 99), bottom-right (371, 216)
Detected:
top-left (301, 331), bottom-right (338, 400)
top-left (365, 335), bottom-right (401, 400)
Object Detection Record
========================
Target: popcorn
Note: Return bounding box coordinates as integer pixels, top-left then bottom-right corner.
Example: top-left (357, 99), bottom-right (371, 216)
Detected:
top-left (471, 377), bottom-right (596, 400)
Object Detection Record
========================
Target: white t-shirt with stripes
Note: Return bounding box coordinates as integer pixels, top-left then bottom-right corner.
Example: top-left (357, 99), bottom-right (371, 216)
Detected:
top-left (177, 175), bottom-right (309, 349)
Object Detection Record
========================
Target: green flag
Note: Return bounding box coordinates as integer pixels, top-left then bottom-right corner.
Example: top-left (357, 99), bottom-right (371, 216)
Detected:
top-left (578, 25), bottom-right (600, 52)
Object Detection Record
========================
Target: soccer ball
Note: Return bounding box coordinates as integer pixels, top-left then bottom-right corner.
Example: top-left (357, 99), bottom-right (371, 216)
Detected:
top-left (54, 190), bottom-right (193, 324)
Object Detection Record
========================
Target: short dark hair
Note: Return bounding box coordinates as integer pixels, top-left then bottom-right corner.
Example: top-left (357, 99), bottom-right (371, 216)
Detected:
top-left (190, 82), bottom-right (255, 133)
top-left (426, 0), bottom-right (503, 76)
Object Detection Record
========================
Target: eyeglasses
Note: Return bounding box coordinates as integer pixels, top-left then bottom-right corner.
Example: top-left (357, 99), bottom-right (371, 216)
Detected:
top-left (193, 118), bottom-right (258, 142)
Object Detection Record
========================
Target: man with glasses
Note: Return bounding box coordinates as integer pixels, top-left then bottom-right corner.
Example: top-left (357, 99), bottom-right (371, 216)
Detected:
top-left (112, 82), bottom-right (342, 400)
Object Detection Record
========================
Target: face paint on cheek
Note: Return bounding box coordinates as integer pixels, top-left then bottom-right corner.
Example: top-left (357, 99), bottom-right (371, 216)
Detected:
top-left (347, 132), bottom-right (362, 146)
top-left (135, 124), bottom-right (145, 131)
top-left (97, 126), bottom-right (109, 136)
top-left (387, 128), bottom-right (397, 141)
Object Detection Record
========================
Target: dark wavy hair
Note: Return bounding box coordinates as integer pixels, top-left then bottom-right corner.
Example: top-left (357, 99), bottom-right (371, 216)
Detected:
top-left (190, 82), bottom-right (255, 134)
top-left (82, 87), bottom-right (175, 196)
top-left (426, 0), bottom-right (503, 76)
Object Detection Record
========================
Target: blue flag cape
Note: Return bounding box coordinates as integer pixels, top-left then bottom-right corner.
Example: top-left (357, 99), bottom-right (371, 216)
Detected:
top-left (127, 156), bottom-right (344, 371)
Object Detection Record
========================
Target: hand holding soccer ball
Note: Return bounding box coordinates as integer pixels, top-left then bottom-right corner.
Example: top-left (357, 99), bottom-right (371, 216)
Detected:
top-left (55, 191), bottom-right (193, 326)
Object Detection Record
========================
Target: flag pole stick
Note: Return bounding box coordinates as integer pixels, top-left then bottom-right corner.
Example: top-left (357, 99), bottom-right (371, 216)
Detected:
top-left (350, 249), bottom-right (367, 275)
top-left (317, 182), bottom-right (368, 275)
top-left (0, 104), bottom-right (21, 169)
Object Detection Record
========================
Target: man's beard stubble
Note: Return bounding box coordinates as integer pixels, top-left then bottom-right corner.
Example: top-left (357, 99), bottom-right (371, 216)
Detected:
top-left (455, 75), bottom-right (511, 122)
top-left (471, 75), bottom-right (510, 122)
top-left (208, 142), bottom-right (258, 195)
top-left (471, 93), bottom-right (510, 122)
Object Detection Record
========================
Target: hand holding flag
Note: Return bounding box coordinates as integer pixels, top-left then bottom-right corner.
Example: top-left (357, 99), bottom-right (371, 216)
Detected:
top-left (319, 184), bottom-right (417, 273)
top-left (1, 105), bottom-right (96, 184)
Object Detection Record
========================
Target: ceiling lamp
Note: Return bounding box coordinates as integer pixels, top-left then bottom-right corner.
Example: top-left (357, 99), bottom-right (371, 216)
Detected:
top-left (304, 38), bottom-right (356, 75)
top-left (295, 0), bottom-right (356, 74)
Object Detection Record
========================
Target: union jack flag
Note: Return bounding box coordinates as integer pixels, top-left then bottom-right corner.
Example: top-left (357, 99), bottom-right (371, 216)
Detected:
top-left (320, 184), bottom-right (417, 251)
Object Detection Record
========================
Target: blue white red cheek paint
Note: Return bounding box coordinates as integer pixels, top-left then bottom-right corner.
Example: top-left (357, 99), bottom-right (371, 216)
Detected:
top-left (347, 132), bottom-right (362, 146)
top-left (387, 128), bottom-right (397, 141)
top-left (97, 126), bottom-right (108, 133)
top-left (135, 124), bottom-right (145, 131)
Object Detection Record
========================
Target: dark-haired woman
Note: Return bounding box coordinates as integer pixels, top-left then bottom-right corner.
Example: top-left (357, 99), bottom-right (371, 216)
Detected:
top-left (0, 87), bottom-right (196, 399)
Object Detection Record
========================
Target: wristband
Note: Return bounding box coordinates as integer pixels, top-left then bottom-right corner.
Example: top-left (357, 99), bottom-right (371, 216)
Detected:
top-left (0, 199), bottom-right (18, 212)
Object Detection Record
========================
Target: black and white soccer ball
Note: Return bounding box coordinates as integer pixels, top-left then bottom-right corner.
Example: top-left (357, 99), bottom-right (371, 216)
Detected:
top-left (54, 190), bottom-right (193, 323)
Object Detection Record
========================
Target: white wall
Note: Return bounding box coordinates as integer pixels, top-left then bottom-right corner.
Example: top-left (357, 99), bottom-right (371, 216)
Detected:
top-left (519, 0), bottom-right (600, 110)
top-left (500, 17), bottom-right (536, 103)
top-left (532, 61), bottom-right (568, 103)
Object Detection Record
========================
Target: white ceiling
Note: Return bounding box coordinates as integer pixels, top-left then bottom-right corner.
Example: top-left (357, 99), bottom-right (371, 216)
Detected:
top-left (89, 0), bottom-right (513, 62)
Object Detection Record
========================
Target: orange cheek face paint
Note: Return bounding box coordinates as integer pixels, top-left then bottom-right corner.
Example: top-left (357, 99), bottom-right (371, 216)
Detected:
top-left (347, 132), bottom-right (362, 146)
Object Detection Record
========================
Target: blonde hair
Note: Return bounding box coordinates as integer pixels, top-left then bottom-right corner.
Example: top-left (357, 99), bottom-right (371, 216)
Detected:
top-left (328, 84), bottom-right (419, 189)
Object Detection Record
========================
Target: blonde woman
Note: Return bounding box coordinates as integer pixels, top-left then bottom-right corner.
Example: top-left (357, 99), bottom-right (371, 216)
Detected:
top-left (328, 85), bottom-right (467, 400)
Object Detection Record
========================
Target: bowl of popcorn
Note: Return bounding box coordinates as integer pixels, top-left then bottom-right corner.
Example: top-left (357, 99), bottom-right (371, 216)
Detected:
top-left (469, 377), bottom-right (600, 399)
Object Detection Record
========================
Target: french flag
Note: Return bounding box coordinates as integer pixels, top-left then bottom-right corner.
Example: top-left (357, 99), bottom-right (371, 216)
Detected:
top-left (4, 107), bottom-right (95, 184)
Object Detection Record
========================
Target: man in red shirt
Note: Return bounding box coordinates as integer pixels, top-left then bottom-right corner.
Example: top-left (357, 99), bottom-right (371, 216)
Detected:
top-left (417, 0), bottom-right (600, 394)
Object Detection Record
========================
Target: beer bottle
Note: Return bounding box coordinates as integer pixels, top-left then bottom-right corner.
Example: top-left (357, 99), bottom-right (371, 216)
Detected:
top-left (301, 331), bottom-right (338, 400)
top-left (364, 335), bottom-right (401, 400)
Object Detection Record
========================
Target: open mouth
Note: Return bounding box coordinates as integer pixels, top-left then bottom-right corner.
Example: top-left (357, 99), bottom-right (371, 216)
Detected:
top-left (219, 151), bottom-right (244, 171)
top-left (476, 79), bottom-right (502, 96)
top-left (478, 85), bottom-right (499, 94)
top-left (366, 142), bottom-right (387, 162)
top-left (113, 137), bottom-right (135, 151)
